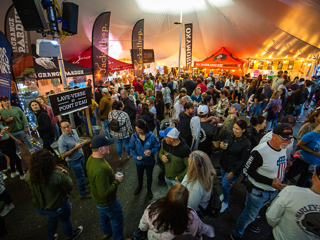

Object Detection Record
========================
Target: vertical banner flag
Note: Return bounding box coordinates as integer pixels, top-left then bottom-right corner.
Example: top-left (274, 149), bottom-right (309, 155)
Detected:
top-left (131, 19), bottom-right (144, 77)
top-left (0, 32), bottom-right (13, 98)
top-left (92, 12), bottom-right (110, 86)
top-left (185, 23), bottom-right (192, 72)
top-left (5, 4), bottom-right (32, 78)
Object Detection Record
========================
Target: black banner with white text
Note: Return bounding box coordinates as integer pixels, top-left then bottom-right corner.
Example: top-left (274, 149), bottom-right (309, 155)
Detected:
top-left (92, 12), bottom-right (110, 85)
top-left (131, 19), bottom-right (144, 77)
top-left (185, 23), bottom-right (193, 71)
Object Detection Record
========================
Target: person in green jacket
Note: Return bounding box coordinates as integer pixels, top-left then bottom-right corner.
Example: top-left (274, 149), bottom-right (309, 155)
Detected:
top-left (86, 135), bottom-right (124, 240)
top-left (25, 149), bottom-right (83, 240)
top-left (159, 127), bottom-right (190, 189)
top-left (0, 96), bottom-right (35, 156)
top-left (143, 75), bottom-right (154, 92)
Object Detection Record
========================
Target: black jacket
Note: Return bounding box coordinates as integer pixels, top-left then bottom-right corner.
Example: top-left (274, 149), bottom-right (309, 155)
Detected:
top-left (140, 114), bottom-right (155, 132)
top-left (35, 109), bottom-right (54, 142)
top-left (123, 97), bottom-right (136, 120)
top-left (290, 91), bottom-right (306, 106)
top-left (220, 130), bottom-right (251, 175)
top-left (155, 100), bottom-right (165, 121)
top-left (182, 80), bottom-right (198, 96)
top-left (247, 126), bottom-right (264, 149)
top-left (179, 112), bottom-right (192, 147)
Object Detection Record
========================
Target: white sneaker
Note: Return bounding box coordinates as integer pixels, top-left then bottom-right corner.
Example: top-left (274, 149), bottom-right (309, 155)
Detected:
top-left (3, 174), bottom-right (8, 180)
top-left (219, 194), bottom-right (224, 202)
top-left (11, 172), bottom-right (20, 178)
top-left (54, 233), bottom-right (58, 240)
top-left (220, 202), bottom-right (228, 213)
top-left (0, 203), bottom-right (15, 217)
top-left (20, 174), bottom-right (26, 180)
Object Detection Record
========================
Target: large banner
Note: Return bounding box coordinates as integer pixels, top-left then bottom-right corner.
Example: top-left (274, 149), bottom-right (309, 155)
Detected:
top-left (5, 4), bottom-right (33, 78)
top-left (92, 12), bottom-right (110, 85)
top-left (131, 19), bottom-right (144, 77)
top-left (185, 23), bottom-right (192, 71)
top-left (0, 32), bottom-right (12, 98)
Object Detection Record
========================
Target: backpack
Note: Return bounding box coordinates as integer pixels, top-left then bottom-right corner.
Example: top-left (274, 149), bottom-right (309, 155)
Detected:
top-left (109, 113), bottom-right (126, 132)
top-left (271, 101), bottom-right (282, 113)
top-left (199, 183), bottom-right (221, 218)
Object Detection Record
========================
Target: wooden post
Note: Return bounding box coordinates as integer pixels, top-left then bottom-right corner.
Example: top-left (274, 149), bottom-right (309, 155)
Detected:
top-left (85, 107), bottom-right (93, 137)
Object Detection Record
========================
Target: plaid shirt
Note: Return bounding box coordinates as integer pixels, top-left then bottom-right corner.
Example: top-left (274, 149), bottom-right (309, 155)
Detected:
top-left (108, 110), bottom-right (132, 139)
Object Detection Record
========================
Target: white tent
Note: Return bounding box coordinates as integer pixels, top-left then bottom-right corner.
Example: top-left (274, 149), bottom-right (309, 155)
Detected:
top-left (1, 0), bottom-right (320, 62)
top-left (156, 48), bottom-right (202, 67)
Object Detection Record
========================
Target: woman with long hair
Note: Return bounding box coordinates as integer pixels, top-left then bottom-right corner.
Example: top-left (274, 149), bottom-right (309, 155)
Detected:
top-left (219, 120), bottom-right (251, 213)
top-left (25, 149), bottom-right (83, 240)
top-left (297, 111), bottom-right (320, 140)
top-left (251, 87), bottom-right (265, 116)
top-left (129, 119), bottom-right (160, 199)
top-left (190, 87), bottom-right (202, 104)
top-left (197, 78), bottom-right (207, 93)
top-left (138, 184), bottom-right (214, 239)
top-left (28, 100), bottom-right (55, 152)
top-left (36, 95), bottom-right (60, 141)
top-left (109, 101), bottom-right (133, 161)
top-left (182, 151), bottom-right (216, 213)
top-left (155, 90), bottom-right (165, 136)
top-left (247, 115), bottom-right (266, 148)
top-left (0, 113), bottom-right (25, 180)
top-left (265, 90), bottom-right (282, 132)
top-left (140, 103), bottom-right (155, 132)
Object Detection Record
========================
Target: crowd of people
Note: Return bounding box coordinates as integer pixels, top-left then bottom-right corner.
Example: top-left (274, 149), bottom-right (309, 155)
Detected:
top-left (0, 70), bottom-right (320, 240)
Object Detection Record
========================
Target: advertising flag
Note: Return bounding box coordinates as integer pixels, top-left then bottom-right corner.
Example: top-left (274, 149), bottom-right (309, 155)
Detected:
top-left (131, 19), bottom-right (144, 77)
top-left (0, 32), bottom-right (13, 98)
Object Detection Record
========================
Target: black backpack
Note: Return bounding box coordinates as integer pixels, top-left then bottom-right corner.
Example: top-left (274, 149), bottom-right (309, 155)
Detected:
top-left (199, 183), bottom-right (221, 218)
top-left (109, 113), bottom-right (126, 132)
top-left (0, 151), bottom-right (7, 171)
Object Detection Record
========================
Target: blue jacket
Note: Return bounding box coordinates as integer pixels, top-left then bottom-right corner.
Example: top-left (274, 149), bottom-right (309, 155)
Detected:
top-left (129, 132), bottom-right (160, 165)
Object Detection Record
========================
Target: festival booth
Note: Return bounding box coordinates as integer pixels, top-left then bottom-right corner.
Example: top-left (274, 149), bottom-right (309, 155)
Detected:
top-left (246, 58), bottom-right (317, 80)
top-left (67, 47), bottom-right (133, 83)
top-left (194, 47), bottom-right (245, 79)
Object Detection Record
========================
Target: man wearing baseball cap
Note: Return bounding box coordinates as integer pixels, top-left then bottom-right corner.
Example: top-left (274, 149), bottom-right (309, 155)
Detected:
top-left (260, 116), bottom-right (296, 161)
top-left (205, 83), bottom-right (220, 105)
top-left (159, 127), bottom-right (190, 189)
top-left (86, 135), bottom-right (124, 240)
top-left (215, 75), bottom-right (225, 91)
top-left (231, 124), bottom-right (294, 239)
top-left (219, 103), bottom-right (241, 140)
top-left (266, 166), bottom-right (320, 240)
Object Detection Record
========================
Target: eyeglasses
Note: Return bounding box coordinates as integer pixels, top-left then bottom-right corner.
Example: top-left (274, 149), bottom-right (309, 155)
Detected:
top-left (61, 125), bottom-right (71, 129)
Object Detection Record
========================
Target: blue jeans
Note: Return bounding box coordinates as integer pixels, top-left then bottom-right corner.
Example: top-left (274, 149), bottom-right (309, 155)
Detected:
top-left (36, 200), bottom-right (73, 240)
top-left (165, 176), bottom-right (180, 189)
top-left (265, 119), bottom-right (277, 132)
top-left (115, 138), bottom-right (130, 158)
top-left (220, 168), bottom-right (242, 203)
top-left (96, 199), bottom-right (124, 240)
top-left (251, 103), bottom-right (262, 116)
top-left (233, 188), bottom-right (278, 238)
top-left (67, 156), bottom-right (87, 196)
top-left (261, 101), bottom-right (268, 111)
top-left (101, 119), bottom-right (111, 139)
top-left (53, 124), bottom-right (60, 142)
top-left (11, 130), bottom-right (35, 155)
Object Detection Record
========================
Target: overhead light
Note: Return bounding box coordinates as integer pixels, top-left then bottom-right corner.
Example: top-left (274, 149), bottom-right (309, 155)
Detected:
top-left (285, 55), bottom-right (288, 58)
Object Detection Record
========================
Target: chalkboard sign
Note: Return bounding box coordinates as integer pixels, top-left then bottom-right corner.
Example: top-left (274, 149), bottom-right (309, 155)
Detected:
top-left (49, 87), bottom-right (91, 116)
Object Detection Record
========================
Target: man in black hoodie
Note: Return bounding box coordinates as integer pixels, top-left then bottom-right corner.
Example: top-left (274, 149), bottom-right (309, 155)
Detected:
top-left (179, 102), bottom-right (195, 147)
top-left (182, 76), bottom-right (197, 96)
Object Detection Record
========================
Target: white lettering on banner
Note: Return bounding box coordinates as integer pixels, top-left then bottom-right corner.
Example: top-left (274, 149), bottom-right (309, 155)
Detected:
top-left (37, 70), bottom-right (84, 78)
top-left (0, 78), bottom-right (11, 86)
top-left (185, 26), bottom-right (192, 68)
top-left (0, 47), bottom-right (11, 74)
top-left (72, 55), bottom-right (91, 65)
top-left (14, 9), bottom-right (25, 53)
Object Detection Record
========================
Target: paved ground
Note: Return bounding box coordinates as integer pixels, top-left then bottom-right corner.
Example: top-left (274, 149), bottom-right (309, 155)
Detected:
top-left (1, 111), bottom-right (306, 240)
